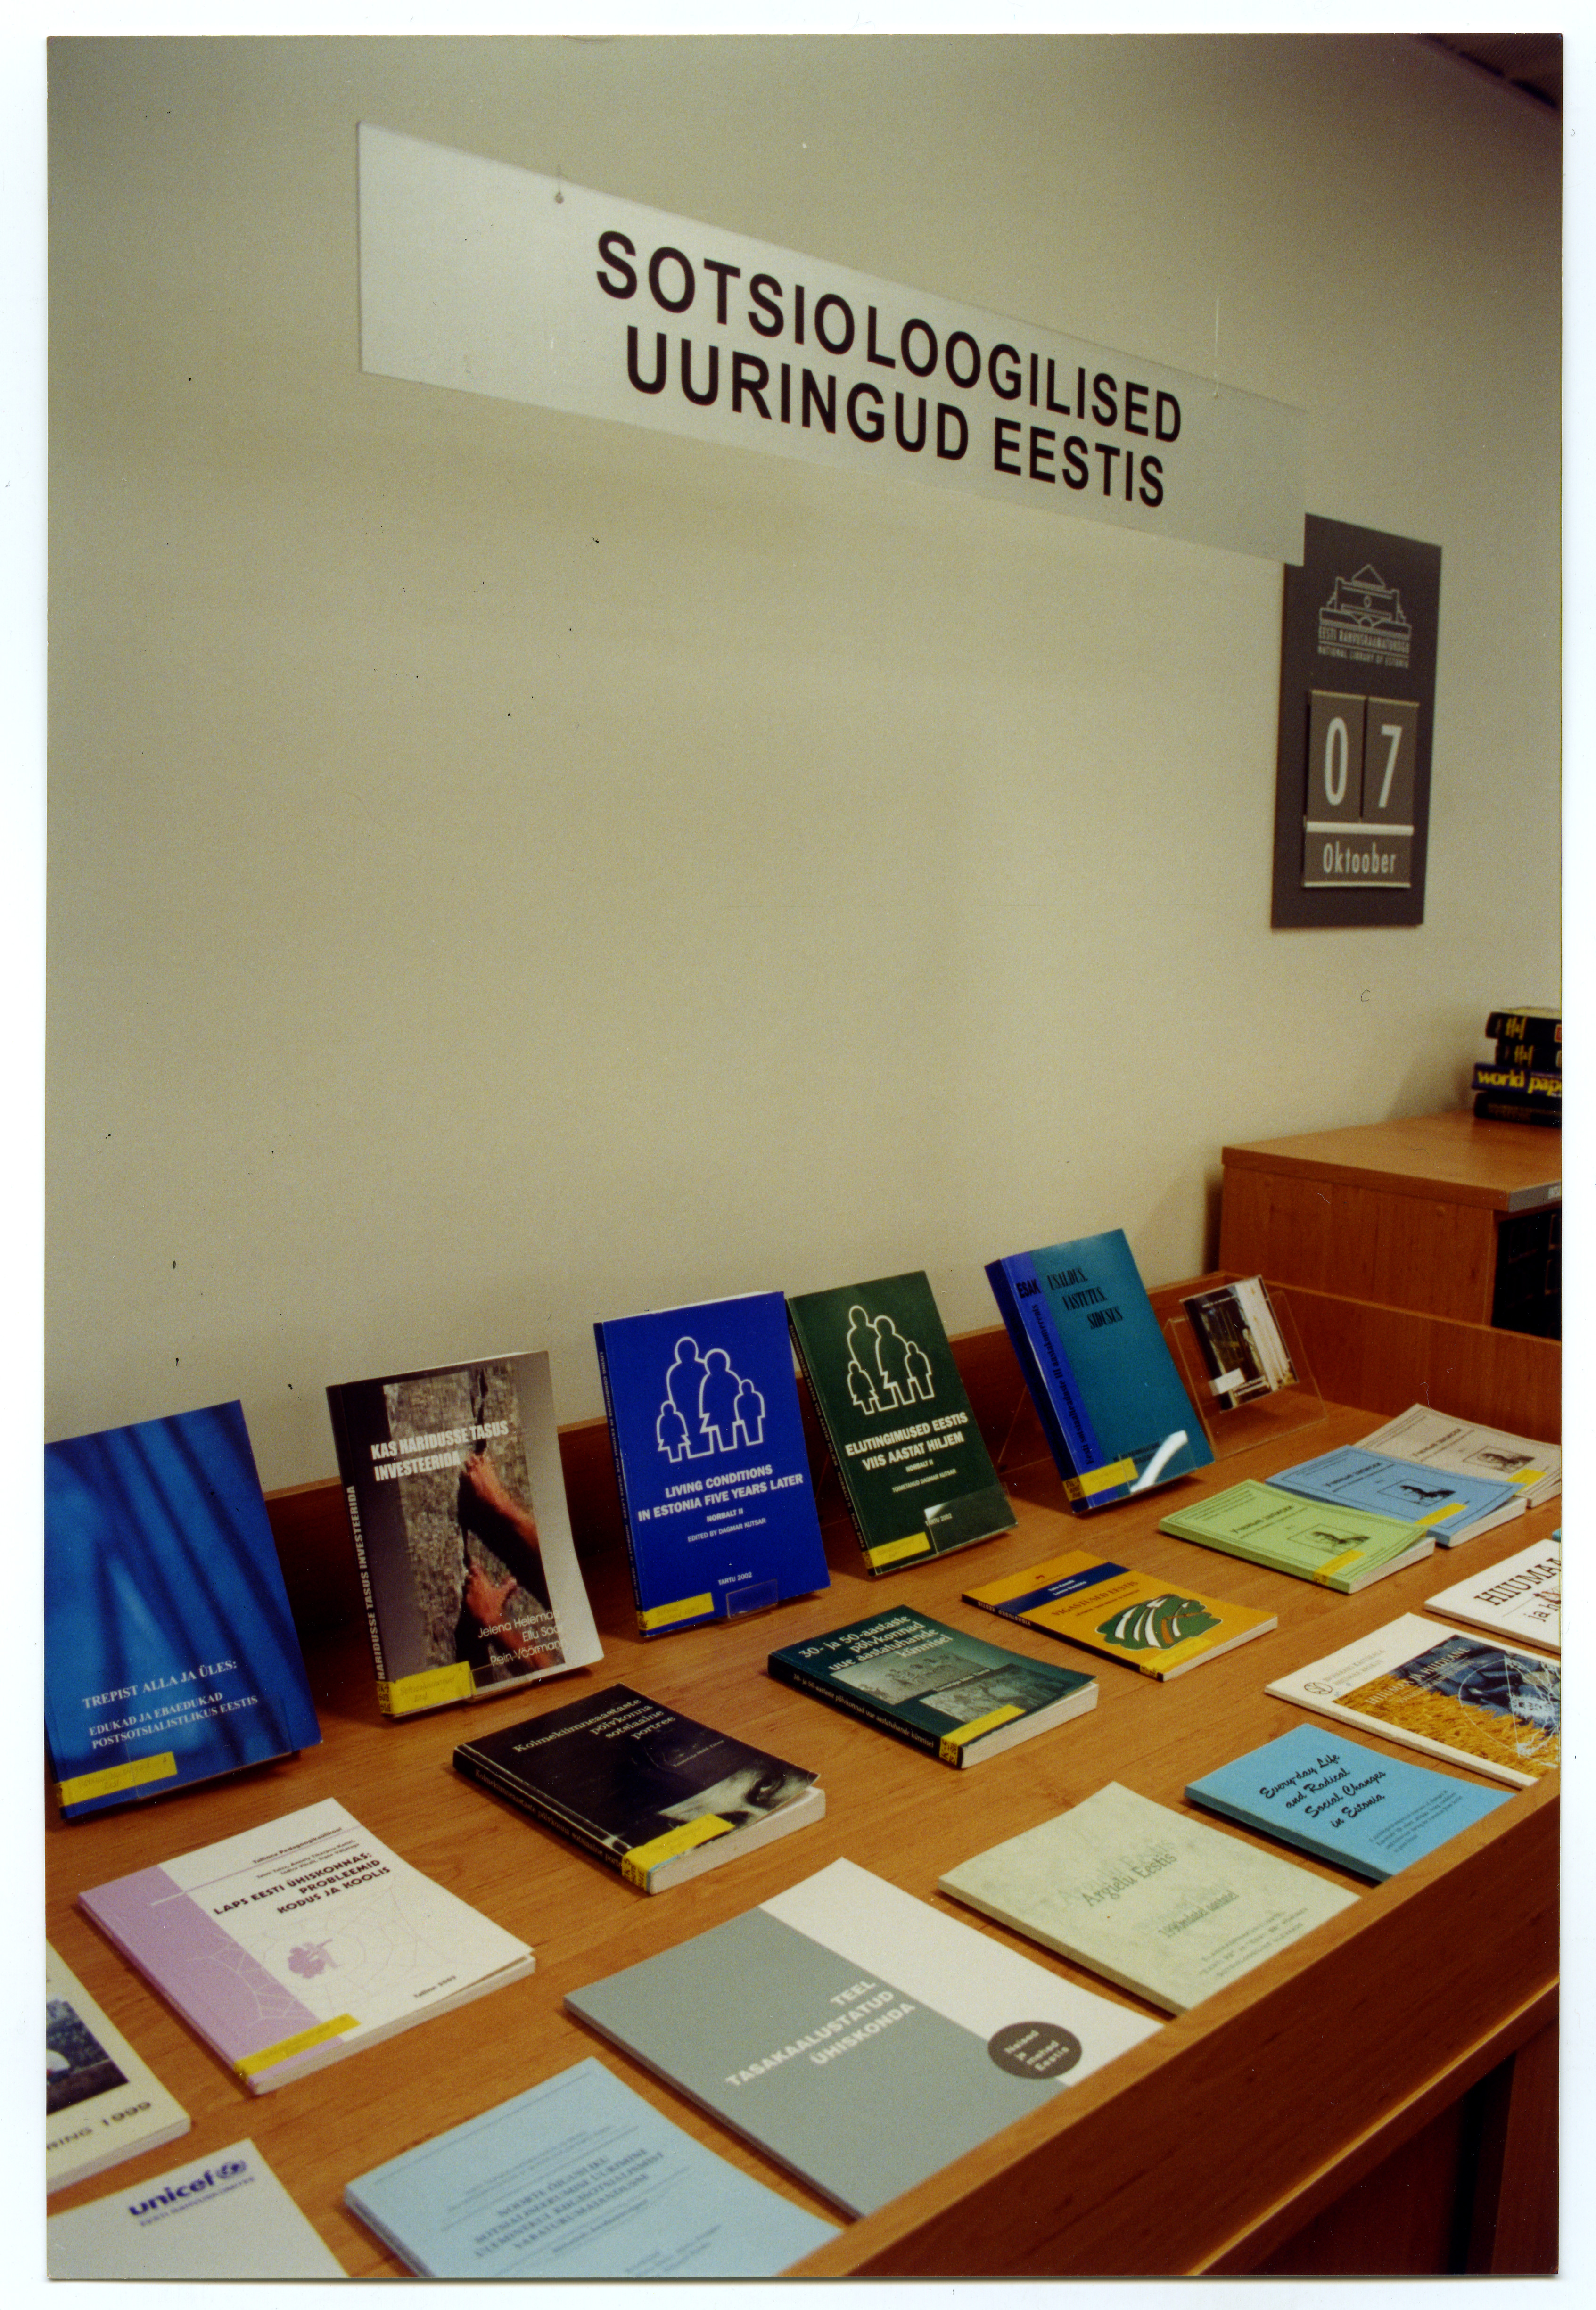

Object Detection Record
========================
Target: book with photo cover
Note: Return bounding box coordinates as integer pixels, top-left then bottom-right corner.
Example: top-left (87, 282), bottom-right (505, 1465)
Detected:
top-left (1266, 1615), bottom-right (1559, 1788)
top-left (1185, 1724), bottom-right (1509, 1882)
top-left (345, 2057), bottom-right (839, 2277)
top-left (986, 1229), bottom-right (1211, 1511)
top-left (45, 1400), bottom-right (321, 1820)
top-left (454, 1684), bottom-right (822, 1891)
top-left (768, 1605), bottom-right (1095, 1767)
top-left (566, 1858), bottom-right (1157, 2218)
top-left (79, 1798), bottom-right (535, 2093)
top-left (788, 1268), bottom-right (1014, 1575)
top-left (326, 1350), bottom-right (602, 1718)
top-left (1180, 1276), bottom-right (1297, 1409)
top-left (940, 1782), bottom-right (1356, 2014)
top-left (47, 1942), bottom-right (190, 2194)
top-left (594, 1290), bottom-right (830, 1636)
top-left (963, 1548), bottom-right (1275, 1680)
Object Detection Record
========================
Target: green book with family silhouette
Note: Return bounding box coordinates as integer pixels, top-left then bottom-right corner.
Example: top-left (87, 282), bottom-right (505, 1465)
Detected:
top-left (788, 1271), bottom-right (1015, 1575)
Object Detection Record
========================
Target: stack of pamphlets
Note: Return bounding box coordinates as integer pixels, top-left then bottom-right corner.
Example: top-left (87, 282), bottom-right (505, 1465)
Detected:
top-left (79, 1798), bottom-right (535, 2092)
top-left (454, 1685), bottom-right (822, 1890)
top-left (345, 2058), bottom-right (838, 2277)
top-left (1181, 1276), bottom-right (1297, 1408)
top-left (1266, 1443), bottom-right (1524, 1546)
top-left (1358, 1403), bottom-right (1559, 1513)
top-left (1159, 1479), bottom-right (1434, 1592)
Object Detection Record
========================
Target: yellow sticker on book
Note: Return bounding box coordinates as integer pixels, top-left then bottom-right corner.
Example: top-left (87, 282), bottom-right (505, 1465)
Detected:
top-left (867, 1533), bottom-right (932, 1569)
top-left (1510, 1469), bottom-right (1547, 1490)
top-left (1061, 1456), bottom-right (1138, 1501)
top-left (938, 1704), bottom-right (1024, 1761)
top-left (1414, 1505), bottom-right (1464, 1531)
top-left (621, 1815), bottom-right (732, 1887)
top-left (235, 2015), bottom-right (360, 2080)
top-left (639, 1592), bottom-right (715, 1632)
top-left (57, 1752), bottom-right (179, 1807)
top-left (1313, 1548), bottom-right (1369, 1586)
top-left (379, 1661), bottom-right (476, 1715)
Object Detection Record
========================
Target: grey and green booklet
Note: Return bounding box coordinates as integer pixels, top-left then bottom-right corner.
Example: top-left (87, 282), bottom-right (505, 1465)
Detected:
top-left (566, 1857), bottom-right (1157, 2217)
top-left (1159, 1478), bottom-right (1435, 1592)
top-left (940, 1782), bottom-right (1357, 2014)
top-left (788, 1270), bottom-right (1015, 1573)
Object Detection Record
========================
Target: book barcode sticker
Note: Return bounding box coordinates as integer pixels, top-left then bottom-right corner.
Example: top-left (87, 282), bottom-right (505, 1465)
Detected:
top-left (57, 1752), bottom-right (179, 1807)
top-left (621, 1816), bottom-right (733, 1887)
top-left (939, 1705), bottom-right (1023, 1761)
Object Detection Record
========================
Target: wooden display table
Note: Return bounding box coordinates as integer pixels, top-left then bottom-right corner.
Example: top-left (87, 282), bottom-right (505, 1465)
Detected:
top-left (1220, 1111), bottom-right (1560, 1441)
top-left (45, 1310), bottom-right (1558, 2277)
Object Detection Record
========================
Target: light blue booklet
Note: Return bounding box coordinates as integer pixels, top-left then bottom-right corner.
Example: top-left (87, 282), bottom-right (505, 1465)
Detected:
top-left (1265, 1444), bottom-right (1523, 1546)
top-left (1185, 1723), bottom-right (1509, 1882)
top-left (344, 2057), bottom-right (838, 2278)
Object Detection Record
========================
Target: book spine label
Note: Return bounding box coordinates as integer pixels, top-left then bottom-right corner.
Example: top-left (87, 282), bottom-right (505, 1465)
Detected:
top-left (592, 1327), bottom-right (650, 1635)
top-left (1486, 1011), bottom-right (1560, 1043)
top-left (325, 1389), bottom-right (389, 1689)
top-left (1473, 1094), bottom-right (1561, 1128)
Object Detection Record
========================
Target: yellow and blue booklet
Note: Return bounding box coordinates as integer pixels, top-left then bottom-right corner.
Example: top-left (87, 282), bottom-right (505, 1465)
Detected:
top-left (45, 1400), bottom-right (321, 1819)
top-left (963, 1548), bottom-right (1275, 1678)
top-left (346, 2058), bottom-right (838, 2278)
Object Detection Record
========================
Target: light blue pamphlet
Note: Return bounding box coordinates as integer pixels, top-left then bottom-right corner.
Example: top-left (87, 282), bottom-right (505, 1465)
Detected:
top-left (1185, 1723), bottom-right (1509, 1882)
top-left (344, 2056), bottom-right (838, 2278)
top-left (1266, 1445), bottom-right (1521, 1544)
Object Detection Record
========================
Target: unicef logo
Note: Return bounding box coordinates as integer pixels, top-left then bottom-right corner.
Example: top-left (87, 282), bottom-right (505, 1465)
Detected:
top-left (218, 2159), bottom-right (247, 2180)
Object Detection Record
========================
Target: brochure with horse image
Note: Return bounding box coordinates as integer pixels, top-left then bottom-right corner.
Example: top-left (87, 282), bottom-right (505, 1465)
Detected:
top-left (454, 1684), bottom-right (822, 1891)
top-left (595, 1290), bottom-right (830, 1635)
top-left (1265, 1444), bottom-right (1524, 1546)
top-left (768, 1605), bottom-right (1096, 1766)
top-left (788, 1269), bottom-right (1014, 1573)
top-left (1159, 1480), bottom-right (1434, 1592)
top-left (1185, 1724), bottom-right (1510, 1882)
top-left (326, 1349), bottom-right (602, 1718)
top-left (963, 1548), bottom-right (1275, 1679)
top-left (78, 1798), bottom-right (535, 2093)
top-left (1266, 1615), bottom-right (1559, 1788)
top-left (565, 1857), bottom-right (1158, 2217)
top-left (985, 1229), bottom-right (1212, 1511)
top-left (344, 2057), bottom-right (839, 2277)
top-left (45, 1399), bottom-right (321, 1819)
top-left (47, 1942), bottom-right (190, 2194)
top-left (940, 1782), bottom-right (1357, 2014)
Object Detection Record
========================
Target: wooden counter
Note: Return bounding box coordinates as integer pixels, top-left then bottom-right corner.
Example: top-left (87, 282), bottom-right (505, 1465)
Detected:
top-left (45, 1311), bottom-right (1559, 2277)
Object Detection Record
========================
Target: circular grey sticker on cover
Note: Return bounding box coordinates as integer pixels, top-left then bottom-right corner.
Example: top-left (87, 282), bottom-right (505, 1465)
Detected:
top-left (987, 2022), bottom-right (1082, 2079)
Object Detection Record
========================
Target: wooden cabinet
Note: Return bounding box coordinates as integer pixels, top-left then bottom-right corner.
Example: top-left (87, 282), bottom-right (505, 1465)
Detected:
top-left (45, 1304), bottom-right (1558, 2277)
top-left (1220, 1112), bottom-right (1561, 1441)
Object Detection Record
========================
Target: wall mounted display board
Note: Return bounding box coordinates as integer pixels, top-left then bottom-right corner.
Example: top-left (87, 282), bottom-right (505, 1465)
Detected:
top-left (1272, 515), bottom-right (1441, 927)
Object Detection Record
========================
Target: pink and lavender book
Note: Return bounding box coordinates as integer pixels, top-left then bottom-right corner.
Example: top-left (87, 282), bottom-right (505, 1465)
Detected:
top-left (79, 1798), bottom-right (534, 2093)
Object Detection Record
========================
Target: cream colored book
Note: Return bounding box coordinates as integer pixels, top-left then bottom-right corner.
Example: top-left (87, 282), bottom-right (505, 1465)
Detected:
top-left (940, 1782), bottom-right (1356, 2015)
top-left (47, 1943), bottom-right (189, 2193)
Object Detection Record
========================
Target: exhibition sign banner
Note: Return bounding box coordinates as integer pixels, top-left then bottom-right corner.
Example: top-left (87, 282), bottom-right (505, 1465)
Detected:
top-left (359, 125), bottom-right (1305, 565)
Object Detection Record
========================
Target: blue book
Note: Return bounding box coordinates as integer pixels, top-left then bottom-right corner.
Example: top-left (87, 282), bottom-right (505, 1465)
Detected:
top-left (1266, 1445), bottom-right (1524, 1546)
top-left (986, 1230), bottom-right (1212, 1511)
top-left (1185, 1723), bottom-right (1509, 1882)
top-left (45, 1401), bottom-right (321, 1820)
top-left (345, 2056), bottom-right (838, 2277)
top-left (594, 1291), bottom-right (830, 1635)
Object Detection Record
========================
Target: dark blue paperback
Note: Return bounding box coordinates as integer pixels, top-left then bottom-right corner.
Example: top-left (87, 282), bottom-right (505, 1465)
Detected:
top-left (986, 1229), bottom-right (1212, 1512)
top-left (594, 1291), bottom-right (830, 1635)
top-left (1185, 1723), bottom-right (1508, 1882)
top-left (45, 1401), bottom-right (321, 1820)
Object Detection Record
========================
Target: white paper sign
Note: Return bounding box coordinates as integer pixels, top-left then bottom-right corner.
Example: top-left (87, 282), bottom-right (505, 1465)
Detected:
top-left (359, 124), bottom-right (1305, 565)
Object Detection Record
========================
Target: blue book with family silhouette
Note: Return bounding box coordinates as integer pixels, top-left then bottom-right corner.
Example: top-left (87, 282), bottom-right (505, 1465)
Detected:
top-left (595, 1292), bottom-right (831, 1636)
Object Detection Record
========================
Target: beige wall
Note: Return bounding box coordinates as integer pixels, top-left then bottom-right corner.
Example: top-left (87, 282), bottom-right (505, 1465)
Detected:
top-left (48, 35), bottom-right (1561, 1487)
